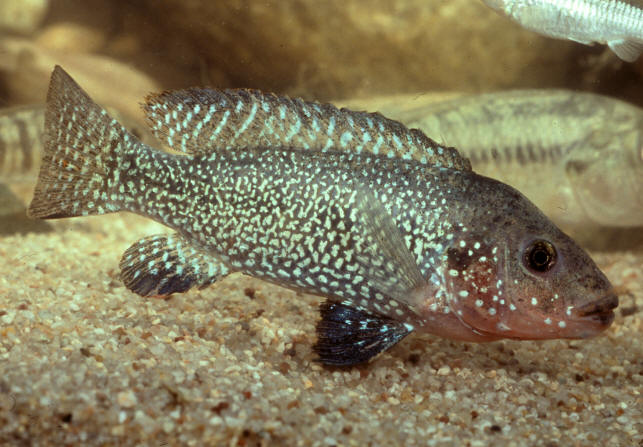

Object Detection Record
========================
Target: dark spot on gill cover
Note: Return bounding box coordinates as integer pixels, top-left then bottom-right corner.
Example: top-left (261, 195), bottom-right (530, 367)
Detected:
top-left (447, 246), bottom-right (473, 271)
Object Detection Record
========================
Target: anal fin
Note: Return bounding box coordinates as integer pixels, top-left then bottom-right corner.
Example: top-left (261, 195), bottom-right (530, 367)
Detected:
top-left (313, 300), bottom-right (413, 366)
top-left (119, 234), bottom-right (230, 297)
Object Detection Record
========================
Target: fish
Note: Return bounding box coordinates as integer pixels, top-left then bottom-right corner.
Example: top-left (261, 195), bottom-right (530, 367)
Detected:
top-left (0, 104), bottom-right (148, 235)
top-left (482, 0), bottom-right (643, 62)
top-left (384, 89), bottom-right (643, 229)
top-left (0, 105), bottom-right (45, 183)
top-left (0, 104), bottom-right (150, 185)
top-left (28, 66), bottom-right (618, 366)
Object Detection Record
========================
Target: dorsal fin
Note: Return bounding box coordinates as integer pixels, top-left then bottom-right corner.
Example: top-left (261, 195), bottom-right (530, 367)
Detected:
top-left (143, 88), bottom-right (471, 170)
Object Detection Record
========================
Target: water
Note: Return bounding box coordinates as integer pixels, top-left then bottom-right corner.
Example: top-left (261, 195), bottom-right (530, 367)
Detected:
top-left (0, 1), bottom-right (641, 446)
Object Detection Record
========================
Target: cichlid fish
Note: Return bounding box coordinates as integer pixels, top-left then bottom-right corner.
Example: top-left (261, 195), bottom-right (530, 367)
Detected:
top-left (28, 67), bottom-right (618, 365)
top-left (386, 90), bottom-right (643, 229)
top-left (482, 0), bottom-right (643, 61)
top-left (0, 104), bottom-right (149, 184)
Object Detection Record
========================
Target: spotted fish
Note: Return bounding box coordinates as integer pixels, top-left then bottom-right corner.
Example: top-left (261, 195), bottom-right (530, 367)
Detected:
top-left (28, 66), bottom-right (618, 365)
top-left (482, 0), bottom-right (643, 62)
top-left (0, 104), bottom-right (148, 184)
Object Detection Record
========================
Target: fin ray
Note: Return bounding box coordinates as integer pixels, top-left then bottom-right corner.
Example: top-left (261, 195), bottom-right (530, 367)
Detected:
top-left (350, 181), bottom-right (429, 310)
top-left (119, 234), bottom-right (231, 297)
top-left (608, 39), bottom-right (643, 62)
top-left (143, 88), bottom-right (471, 170)
top-left (27, 66), bottom-right (134, 219)
top-left (313, 300), bottom-right (413, 365)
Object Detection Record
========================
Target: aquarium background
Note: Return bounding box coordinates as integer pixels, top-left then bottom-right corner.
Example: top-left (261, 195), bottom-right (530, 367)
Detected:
top-left (0, 1), bottom-right (641, 446)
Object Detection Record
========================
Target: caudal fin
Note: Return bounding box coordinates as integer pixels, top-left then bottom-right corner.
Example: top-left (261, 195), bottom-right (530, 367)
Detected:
top-left (28, 66), bottom-right (133, 219)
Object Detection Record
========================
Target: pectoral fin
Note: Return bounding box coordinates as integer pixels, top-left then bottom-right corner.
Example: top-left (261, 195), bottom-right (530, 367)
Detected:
top-left (350, 183), bottom-right (430, 311)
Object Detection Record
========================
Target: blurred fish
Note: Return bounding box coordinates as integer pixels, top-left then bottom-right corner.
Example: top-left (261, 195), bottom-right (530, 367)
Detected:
top-left (389, 90), bottom-right (643, 230)
top-left (482, 0), bottom-right (643, 61)
top-left (28, 67), bottom-right (618, 365)
top-left (0, 105), bottom-right (46, 183)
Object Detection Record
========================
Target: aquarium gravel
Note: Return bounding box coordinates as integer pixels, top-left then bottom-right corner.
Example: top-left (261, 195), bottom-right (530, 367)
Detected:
top-left (0, 213), bottom-right (641, 446)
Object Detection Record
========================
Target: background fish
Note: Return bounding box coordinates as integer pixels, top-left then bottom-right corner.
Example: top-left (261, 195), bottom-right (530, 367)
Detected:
top-left (482, 0), bottom-right (643, 61)
top-left (383, 89), bottom-right (643, 230)
top-left (28, 67), bottom-right (617, 365)
top-left (0, 105), bottom-right (44, 183)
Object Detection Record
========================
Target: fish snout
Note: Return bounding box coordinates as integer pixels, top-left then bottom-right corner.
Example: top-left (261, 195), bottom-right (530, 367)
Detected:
top-left (575, 293), bottom-right (618, 317)
top-left (572, 293), bottom-right (618, 330)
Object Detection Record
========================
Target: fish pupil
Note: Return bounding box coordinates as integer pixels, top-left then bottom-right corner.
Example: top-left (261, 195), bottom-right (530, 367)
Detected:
top-left (525, 240), bottom-right (556, 273)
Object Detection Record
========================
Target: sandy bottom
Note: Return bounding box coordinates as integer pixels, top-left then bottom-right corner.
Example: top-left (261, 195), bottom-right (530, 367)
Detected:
top-left (0, 211), bottom-right (641, 446)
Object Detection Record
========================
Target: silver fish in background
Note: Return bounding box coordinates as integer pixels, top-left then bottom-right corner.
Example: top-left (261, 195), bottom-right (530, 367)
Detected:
top-left (482, 0), bottom-right (643, 61)
top-left (389, 90), bottom-right (643, 230)
top-left (28, 67), bottom-right (617, 365)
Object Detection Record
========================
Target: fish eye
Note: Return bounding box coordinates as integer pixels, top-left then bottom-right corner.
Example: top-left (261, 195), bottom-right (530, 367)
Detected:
top-left (524, 240), bottom-right (557, 273)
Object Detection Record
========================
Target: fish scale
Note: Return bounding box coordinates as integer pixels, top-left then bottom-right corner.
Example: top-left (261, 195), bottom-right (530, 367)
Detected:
top-left (28, 66), bottom-right (618, 366)
top-left (482, 0), bottom-right (643, 61)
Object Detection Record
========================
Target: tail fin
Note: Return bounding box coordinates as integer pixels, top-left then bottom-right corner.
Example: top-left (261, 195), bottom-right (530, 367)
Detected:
top-left (28, 66), bottom-right (132, 219)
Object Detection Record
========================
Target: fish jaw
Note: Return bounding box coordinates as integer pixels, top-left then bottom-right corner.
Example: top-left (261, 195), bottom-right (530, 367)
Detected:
top-left (439, 224), bottom-right (619, 341)
top-left (411, 284), bottom-right (504, 342)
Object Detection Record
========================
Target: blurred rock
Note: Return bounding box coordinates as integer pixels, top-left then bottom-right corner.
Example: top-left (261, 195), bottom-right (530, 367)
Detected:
top-left (35, 22), bottom-right (106, 53)
top-left (0, 0), bottom-right (48, 35)
top-left (138, 0), bottom-right (579, 100)
top-left (0, 37), bottom-right (160, 124)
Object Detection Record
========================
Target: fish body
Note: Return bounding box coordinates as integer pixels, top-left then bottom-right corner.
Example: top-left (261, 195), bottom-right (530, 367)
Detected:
top-left (28, 67), bottom-right (617, 365)
top-left (387, 90), bottom-right (643, 229)
top-left (482, 0), bottom-right (643, 61)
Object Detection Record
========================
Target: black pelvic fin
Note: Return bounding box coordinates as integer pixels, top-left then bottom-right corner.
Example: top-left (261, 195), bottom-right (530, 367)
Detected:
top-left (119, 234), bottom-right (230, 297)
top-left (313, 300), bottom-right (413, 366)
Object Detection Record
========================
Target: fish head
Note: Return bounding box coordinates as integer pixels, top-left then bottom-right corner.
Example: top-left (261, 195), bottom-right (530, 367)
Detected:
top-left (443, 180), bottom-right (617, 340)
top-left (565, 125), bottom-right (643, 227)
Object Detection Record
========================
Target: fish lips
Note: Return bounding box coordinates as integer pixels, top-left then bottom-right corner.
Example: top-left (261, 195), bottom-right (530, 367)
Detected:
top-left (568, 293), bottom-right (618, 336)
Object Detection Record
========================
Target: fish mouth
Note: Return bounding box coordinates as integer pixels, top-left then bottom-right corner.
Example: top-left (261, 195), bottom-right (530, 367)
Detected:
top-left (575, 293), bottom-right (618, 317)
top-left (570, 293), bottom-right (619, 334)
